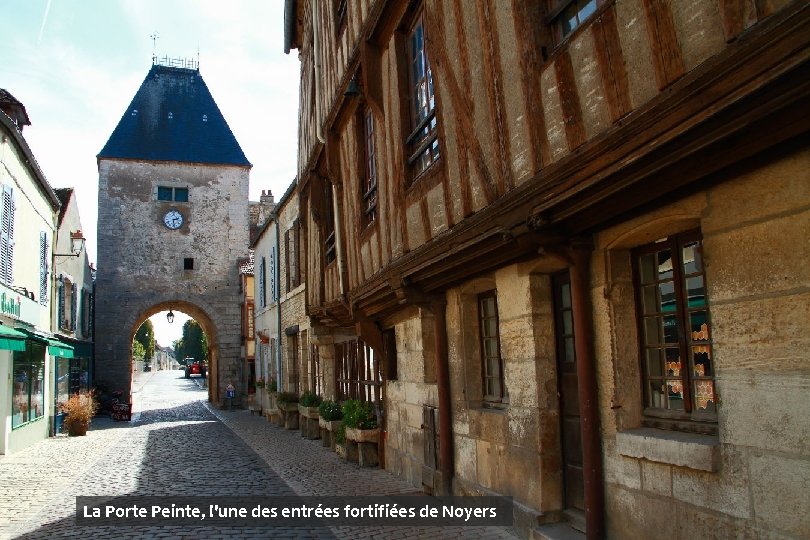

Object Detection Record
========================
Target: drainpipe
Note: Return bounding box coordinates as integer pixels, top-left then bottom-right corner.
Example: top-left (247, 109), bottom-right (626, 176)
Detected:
top-left (312, 0), bottom-right (326, 144)
top-left (568, 246), bottom-right (604, 540)
top-left (431, 297), bottom-right (453, 496)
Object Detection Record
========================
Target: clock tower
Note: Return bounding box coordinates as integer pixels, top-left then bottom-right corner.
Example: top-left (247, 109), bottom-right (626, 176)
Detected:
top-left (95, 60), bottom-right (251, 404)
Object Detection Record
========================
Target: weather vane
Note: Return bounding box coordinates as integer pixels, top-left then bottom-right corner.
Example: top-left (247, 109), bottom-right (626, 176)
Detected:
top-left (150, 31), bottom-right (159, 63)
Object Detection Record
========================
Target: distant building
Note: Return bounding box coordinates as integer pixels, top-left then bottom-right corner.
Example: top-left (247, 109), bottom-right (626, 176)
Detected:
top-left (52, 188), bottom-right (94, 433)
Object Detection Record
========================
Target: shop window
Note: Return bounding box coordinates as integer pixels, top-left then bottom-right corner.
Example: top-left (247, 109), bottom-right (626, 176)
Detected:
top-left (12, 341), bottom-right (45, 428)
top-left (404, 8), bottom-right (440, 179)
top-left (479, 290), bottom-right (508, 405)
top-left (547, 0), bottom-right (602, 44)
top-left (157, 186), bottom-right (189, 202)
top-left (632, 230), bottom-right (717, 430)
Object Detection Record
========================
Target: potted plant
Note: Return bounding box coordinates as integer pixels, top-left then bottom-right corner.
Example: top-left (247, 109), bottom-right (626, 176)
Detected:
top-left (249, 378), bottom-right (265, 415)
top-left (59, 391), bottom-right (99, 436)
top-left (276, 391), bottom-right (299, 430)
top-left (341, 399), bottom-right (380, 466)
top-left (298, 391), bottom-right (322, 439)
top-left (265, 378), bottom-right (279, 422)
top-left (318, 400), bottom-right (342, 449)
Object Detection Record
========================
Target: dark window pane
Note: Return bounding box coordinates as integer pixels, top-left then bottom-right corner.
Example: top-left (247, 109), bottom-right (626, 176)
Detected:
top-left (642, 285), bottom-right (659, 314)
top-left (564, 337), bottom-right (575, 363)
top-left (692, 347), bottom-right (712, 377)
top-left (657, 249), bottom-right (673, 280)
top-left (157, 187), bottom-right (172, 201)
top-left (686, 276), bottom-right (705, 307)
top-left (682, 241), bottom-right (701, 273)
top-left (666, 380), bottom-right (685, 410)
top-left (662, 314), bottom-right (679, 343)
top-left (645, 348), bottom-right (664, 377)
top-left (639, 253), bottom-right (657, 283)
top-left (174, 188), bottom-right (189, 202)
top-left (644, 317), bottom-right (662, 345)
top-left (561, 282), bottom-right (571, 308)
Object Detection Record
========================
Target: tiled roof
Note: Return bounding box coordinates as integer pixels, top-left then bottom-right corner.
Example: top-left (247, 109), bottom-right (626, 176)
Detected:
top-left (98, 65), bottom-right (250, 166)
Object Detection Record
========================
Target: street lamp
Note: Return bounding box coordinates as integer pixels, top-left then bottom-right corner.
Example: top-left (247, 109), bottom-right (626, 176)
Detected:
top-left (55, 230), bottom-right (86, 257)
top-left (167, 309), bottom-right (175, 324)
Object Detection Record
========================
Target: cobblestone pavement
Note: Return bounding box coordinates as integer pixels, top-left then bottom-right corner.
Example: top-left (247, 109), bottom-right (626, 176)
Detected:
top-left (1, 370), bottom-right (517, 540)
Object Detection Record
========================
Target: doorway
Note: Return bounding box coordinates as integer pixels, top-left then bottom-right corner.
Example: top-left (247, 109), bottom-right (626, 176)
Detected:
top-left (552, 272), bottom-right (584, 512)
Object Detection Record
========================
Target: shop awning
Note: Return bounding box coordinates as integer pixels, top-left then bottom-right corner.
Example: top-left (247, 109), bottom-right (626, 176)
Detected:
top-left (53, 335), bottom-right (92, 358)
top-left (17, 328), bottom-right (75, 358)
top-left (0, 325), bottom-right (27, 351)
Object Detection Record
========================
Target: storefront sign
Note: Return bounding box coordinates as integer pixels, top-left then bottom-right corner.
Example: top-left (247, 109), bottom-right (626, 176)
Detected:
top-left (0, 284), bottom-right (40, 326)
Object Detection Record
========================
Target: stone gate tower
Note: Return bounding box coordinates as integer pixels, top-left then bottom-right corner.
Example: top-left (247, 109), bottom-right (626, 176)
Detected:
top-left (95, 61), bottom-right (250, 403)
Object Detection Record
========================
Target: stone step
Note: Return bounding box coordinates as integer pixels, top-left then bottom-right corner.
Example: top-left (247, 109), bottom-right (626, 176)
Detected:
top-left (532, 522), bottom-right (586, 540)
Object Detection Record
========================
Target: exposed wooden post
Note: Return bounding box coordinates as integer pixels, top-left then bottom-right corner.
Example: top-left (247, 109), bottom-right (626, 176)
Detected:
top-left (568, 244), bottom-right (604, 540)
top-left (430, 297), bottom-right (453, 496)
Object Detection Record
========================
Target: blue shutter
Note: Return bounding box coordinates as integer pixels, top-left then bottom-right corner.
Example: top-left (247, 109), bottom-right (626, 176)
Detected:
top-left (259, 257), bottom-right (266, 308)
top-left (71, 285), bottom-right (77, 331)
top-left (57, 278), bottom-right (65, 329)
top-left (39, 231), bottom-right (49, 305)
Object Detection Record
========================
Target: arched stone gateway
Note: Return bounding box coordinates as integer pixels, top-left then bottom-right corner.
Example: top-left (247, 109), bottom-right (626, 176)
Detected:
top-left (127, 302), bottom-right (221, 403)
top-left (94, 61), bottom-right (251, 403)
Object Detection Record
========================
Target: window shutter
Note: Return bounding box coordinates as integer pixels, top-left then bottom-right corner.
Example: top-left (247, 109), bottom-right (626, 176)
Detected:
top-left (270, 247), bottom-right (277, 302)
top-left (259, 257), bottom-right (266, 308)
top-left (285, 229), bottom-right (291, 292)
top-left (70, 285), bottom-right (77, 331)
top-left (0, 185), bottom-right (15, 285)
top-left (39, 231), bottom-right (49, 305)
top-left (57, 278), bottom-right (65, 330)
top-left (292, 220), bottom-right (300, 287)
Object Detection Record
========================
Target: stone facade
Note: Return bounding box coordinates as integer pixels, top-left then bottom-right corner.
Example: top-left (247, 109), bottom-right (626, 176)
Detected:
top-left (95, 160), bottom-right (249, 403)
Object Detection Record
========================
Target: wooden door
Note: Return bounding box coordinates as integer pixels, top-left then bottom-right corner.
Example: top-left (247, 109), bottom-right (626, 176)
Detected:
top-left (553, 272), bottom-right (584, 511)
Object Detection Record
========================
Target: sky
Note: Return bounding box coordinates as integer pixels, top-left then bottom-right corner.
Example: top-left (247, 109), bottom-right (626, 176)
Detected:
top-left (0, 0), bottom-right (301, 346)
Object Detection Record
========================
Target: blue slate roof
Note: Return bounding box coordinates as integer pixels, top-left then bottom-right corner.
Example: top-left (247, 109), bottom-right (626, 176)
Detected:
top-left (98, 65), bottom-right (251, 166)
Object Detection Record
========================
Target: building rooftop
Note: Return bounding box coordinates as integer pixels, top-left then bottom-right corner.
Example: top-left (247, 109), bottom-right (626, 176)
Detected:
top-left (98, 64), bottom-right (250, 167)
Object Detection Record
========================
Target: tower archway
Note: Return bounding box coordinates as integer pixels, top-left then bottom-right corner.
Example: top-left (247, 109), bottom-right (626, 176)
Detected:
top-left (128, 301), bottom-right (220, 403)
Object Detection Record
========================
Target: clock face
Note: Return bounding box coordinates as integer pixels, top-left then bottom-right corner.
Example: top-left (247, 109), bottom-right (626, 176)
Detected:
top-left (163, 210), bottom-right (183, 230)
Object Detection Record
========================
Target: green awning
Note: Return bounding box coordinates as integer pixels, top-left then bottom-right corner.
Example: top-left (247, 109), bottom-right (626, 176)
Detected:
top-left (49, 343), bottom-right (74, 358)
top-left (0, 325), bottom-right (27, 351)
top-left (16, 328), bottom-right (74, 358)
top-left (53, 336), bottom-right (92, 358)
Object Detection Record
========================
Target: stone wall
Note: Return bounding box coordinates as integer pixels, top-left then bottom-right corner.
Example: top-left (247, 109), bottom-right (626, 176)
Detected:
top-left (95, 159), bottom-right (249, 403)
top-left (593, 148), bottom-right (810, 539)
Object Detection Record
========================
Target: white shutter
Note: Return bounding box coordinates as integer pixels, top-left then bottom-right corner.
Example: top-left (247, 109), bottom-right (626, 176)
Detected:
top-left (0, 185), bottom-right (15, 285)
top-left (40, 231), bottom-right (49, 305)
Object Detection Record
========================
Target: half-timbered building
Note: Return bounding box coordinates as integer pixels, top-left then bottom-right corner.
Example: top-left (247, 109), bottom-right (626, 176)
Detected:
top-left (284, 0), bottom-right (809, 537)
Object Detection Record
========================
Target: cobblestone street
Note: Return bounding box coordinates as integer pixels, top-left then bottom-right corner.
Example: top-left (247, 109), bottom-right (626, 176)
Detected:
top-left (0, 370), bottom-right (518, 540)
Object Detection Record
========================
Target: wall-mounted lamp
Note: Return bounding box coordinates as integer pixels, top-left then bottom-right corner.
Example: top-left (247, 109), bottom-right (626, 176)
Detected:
top-left (344, 75), bottom-right (361, 97)
top-left (167, 308), bottom-right (175, 324)
top-left (55, 230), bottom-right (86, 257)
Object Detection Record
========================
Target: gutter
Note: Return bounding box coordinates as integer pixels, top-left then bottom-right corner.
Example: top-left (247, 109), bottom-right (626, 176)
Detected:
top-left (312, 0), bottom-right (326, 143)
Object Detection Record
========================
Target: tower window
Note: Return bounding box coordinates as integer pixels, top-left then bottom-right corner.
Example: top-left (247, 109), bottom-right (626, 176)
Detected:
top-left (184, 258), bottom-right (194, 270)
top-left (157, 186), bottom-right (189, 202)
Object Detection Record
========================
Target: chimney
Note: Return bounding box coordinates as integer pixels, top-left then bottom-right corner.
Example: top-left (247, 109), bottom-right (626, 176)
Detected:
top-left (260, 189), bottom-right (275, 205)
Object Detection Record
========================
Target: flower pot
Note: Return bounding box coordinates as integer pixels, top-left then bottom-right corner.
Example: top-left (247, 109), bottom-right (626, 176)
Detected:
top-left (67, 421), bottom-right (88, 436)
top-left (345, 428), bottom-right (380, 467)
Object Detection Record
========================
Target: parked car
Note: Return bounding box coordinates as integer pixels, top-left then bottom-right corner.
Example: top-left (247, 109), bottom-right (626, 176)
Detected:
top-left (184, 358), bottom-right (206, 379)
